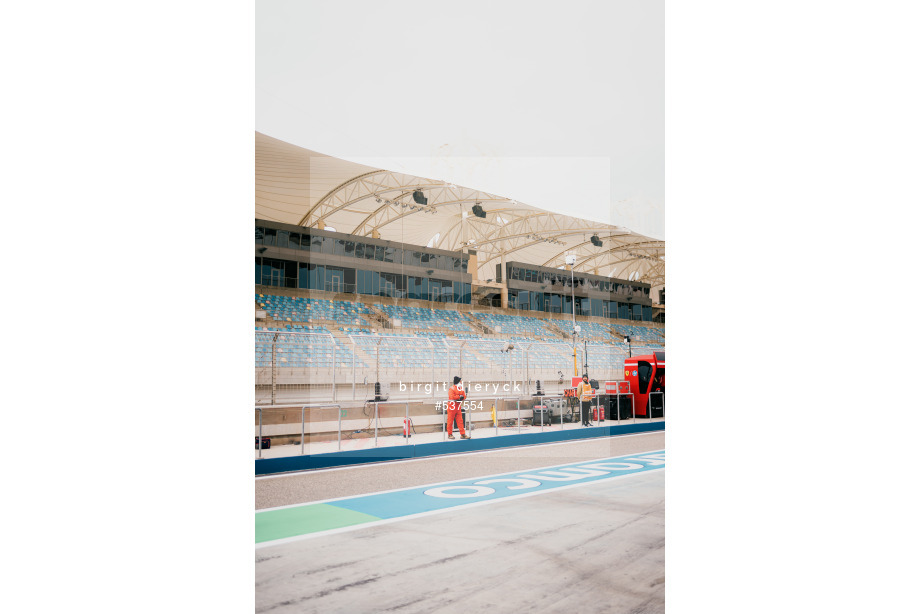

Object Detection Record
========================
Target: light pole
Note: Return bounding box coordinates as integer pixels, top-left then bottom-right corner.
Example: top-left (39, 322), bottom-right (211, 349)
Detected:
top-left (565, 254), bottom-right (579, 377)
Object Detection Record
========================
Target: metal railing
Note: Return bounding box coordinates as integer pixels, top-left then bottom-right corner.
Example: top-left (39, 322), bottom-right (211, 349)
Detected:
top-left (254, 387), bottom-right (664, 460)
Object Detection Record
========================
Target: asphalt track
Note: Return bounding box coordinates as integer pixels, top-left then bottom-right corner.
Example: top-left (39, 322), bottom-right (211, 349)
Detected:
top-left (255, 432), bottom-right (665, 613)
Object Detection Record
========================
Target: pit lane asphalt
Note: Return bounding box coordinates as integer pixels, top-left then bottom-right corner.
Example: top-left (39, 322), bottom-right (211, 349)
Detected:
top-left (255, 432), bottom-right (665, 614)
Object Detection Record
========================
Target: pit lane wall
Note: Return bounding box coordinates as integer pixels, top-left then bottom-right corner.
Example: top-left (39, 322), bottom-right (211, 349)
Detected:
top-left (254, 421), bottom-right (665, 476)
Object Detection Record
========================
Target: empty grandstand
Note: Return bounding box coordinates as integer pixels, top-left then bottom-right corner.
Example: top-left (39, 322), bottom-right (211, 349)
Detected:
top-left (254, 132), bottom-right (664, 405)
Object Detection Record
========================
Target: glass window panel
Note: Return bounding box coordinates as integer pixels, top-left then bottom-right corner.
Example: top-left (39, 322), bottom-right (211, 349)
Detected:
top-left (375, 245), bottom-right (385, 261)
top-left (383, 246), bottom-right (395, 263)
top-left (263, 228), bottom-right (276, 246)
top-left (289, 232), bottom-right (301, 249)
top-left (255, 227), bottom-right (264, 244)
top-left (322, 236), bottom-right (334, 254)
top-left (311, 234), bottom-right (322, 251)
top-left (299, 263), bottom-right (310, 289)
top-left (334, 239), bottom-right (346, 256)
top-left (344, 241), bottom-right (355, 257)
top-left (277, 230), bottom-right (290, 248)
top-left (255, 258), bottom-right (261, 284)
top-left (355, 243), bottom-right (365, 259)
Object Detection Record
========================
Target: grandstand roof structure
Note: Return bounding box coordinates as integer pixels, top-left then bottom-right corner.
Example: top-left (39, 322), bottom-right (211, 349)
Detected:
top-left (256, 132), bottom-right (665, 291)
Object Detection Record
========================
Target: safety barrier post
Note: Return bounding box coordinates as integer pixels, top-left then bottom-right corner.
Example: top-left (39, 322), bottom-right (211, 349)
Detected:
top-left (442, 399), bottom-right (446, 441)
top-left (542, 395), bottom-right (548, 432)
top-left (374, 402), bottom-right (379, 447)
top-left (301, 405), bottom-right (306, 455)
top-left (337, 403), bottom-right (342, 451)
top-left (517, 398), bottom-right (521, 434)
top-left (494, 398), bottom-right (499, 438)
top-left (404, 402), bottom-right (410, 444)
top-left (257, 407), bottom-right (263, 459)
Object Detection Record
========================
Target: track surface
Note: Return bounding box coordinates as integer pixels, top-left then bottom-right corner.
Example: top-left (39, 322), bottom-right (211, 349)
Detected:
top-left (255, 432), bottom-right (665, 613)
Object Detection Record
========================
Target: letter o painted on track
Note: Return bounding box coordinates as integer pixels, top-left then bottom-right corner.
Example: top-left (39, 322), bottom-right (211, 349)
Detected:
top-left (423, 485), bottom-right (496, 498)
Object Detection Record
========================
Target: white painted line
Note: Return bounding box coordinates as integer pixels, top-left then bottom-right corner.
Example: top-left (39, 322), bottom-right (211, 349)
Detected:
top-left (255, 467), bottom-right (664, 550)
top-left (257, 449), bottom-right (664, 512)
top-left (255, 431), bottom-right (663, 481)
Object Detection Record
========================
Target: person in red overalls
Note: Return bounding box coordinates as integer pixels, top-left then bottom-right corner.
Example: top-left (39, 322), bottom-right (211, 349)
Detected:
top-left (447, 375), bottom-right (471, 440)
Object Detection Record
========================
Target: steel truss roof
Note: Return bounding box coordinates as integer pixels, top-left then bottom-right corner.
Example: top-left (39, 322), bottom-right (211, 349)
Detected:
top-left (256, 131), bottom-right (664, 291)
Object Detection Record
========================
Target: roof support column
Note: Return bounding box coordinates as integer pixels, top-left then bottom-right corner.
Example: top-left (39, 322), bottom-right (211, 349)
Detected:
top-left (500, 252), bottom-right (508, 309)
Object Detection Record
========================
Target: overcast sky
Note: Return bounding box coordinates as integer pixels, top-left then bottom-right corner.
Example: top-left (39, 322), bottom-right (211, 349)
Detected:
top-left (256, 0), bottom-right (664, 239)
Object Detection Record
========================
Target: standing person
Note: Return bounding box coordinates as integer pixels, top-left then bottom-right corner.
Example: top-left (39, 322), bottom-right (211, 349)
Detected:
top-left (447, 376), bottom-right (471, 440)
top-left (576, 374), bottom-right (594, 427)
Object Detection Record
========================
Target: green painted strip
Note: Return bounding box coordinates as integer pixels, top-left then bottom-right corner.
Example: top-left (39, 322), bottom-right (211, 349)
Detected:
top-left (255, 503), bottom-right (381, 543)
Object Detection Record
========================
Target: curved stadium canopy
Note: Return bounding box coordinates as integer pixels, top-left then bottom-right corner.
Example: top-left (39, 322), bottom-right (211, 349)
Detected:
top-left (255, 132), bottom-right (665, 293)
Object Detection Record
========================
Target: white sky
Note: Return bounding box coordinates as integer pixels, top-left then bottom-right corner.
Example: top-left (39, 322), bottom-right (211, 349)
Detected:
top-left (256, 0), bottom-right (664, 239)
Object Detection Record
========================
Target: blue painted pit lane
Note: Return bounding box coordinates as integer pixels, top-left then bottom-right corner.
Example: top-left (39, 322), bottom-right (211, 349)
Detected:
top-left (256, 449), bottom-right (664, 546)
